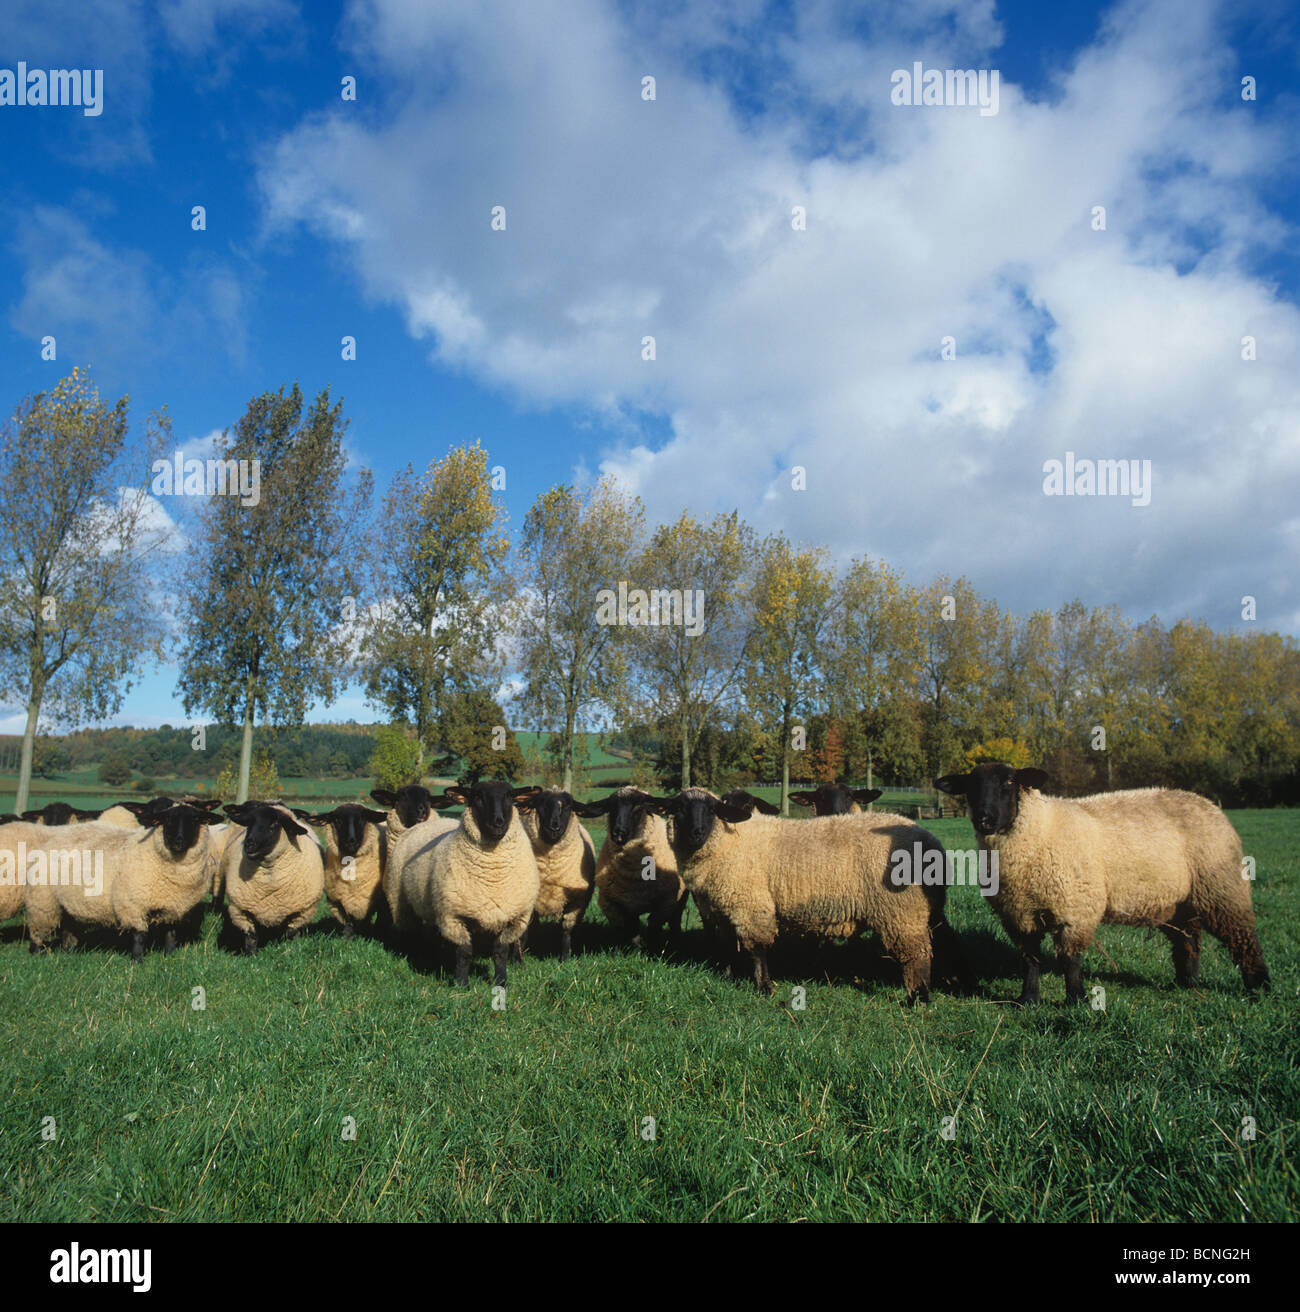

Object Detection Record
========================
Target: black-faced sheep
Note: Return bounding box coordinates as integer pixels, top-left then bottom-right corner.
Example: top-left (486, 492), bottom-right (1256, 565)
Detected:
top-left (295, 803), bottom-right (388, 935)
top-left (22, 804), bottom-right (219, 959)
top-left (648, 788), bottom-right (963, 1005)
top-left (577, 788), bottom-right (684, 947)
top-left (515, 787), bottom-right (596, 960)
top-left (934, 762), bottom-right (1269, 1002)
top-left (390, 781), bottom-right (540, 987)
top-left (219, 802), bottom-right (324, 954)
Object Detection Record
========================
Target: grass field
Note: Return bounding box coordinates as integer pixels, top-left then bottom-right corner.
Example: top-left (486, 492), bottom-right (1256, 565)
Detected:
top-left (0, 809), bottom-right (1295, 1222)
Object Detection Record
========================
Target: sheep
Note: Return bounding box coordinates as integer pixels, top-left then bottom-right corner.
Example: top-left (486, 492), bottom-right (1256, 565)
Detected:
top-left (647, 788), bottom-right (963, 1005)
top-left (99, 797), bottom-right (176, 828)
top-left (514, 787), bottom-right (596, 961)
top-left (218, 801), bottom-right (324, 954)
top-left (21, 805), bottom-right (219, 960)
top-left (788, 784), bottom-right (882, 816)
top-left (394, 781), bottom-right (540, 987)
top-left (294, 804), bottom-right (388, 936)
top-left (577, 788), bottom-right (684, 947)
top-left (934, 762), bottom-right (1270, 1002)
top-left (370, 785), bottom-right (440, 841)
top-left (19, 802), bottom-right (103, 826)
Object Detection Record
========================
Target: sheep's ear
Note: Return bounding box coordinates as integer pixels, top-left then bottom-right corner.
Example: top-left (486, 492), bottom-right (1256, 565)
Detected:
top-left (852, 788), bottom-right (883, 805)
top-left (641, 795), bottom-right (678, 816)
top-left (513, 793), bottom-right (541, 811)
top-left (716, 800), bottom-right (755, 823)
top-left (20, 810), bottom-right (42, 822)
top-left (370, 789), bottom-right (397, 807)
top-left (119, 800), bottom-right (153, 816)
top-left (0, 814), bottom-right (18, 824)
top-left (192, 798), bottom-right (221, 810)
top-left (281, 816), bottom-right (311, 838)
top-left (292, 808), bottom-right (321, 822)
top-left (747, 795), bottom-right (781, 815)
top-left (933, 774), bottom-right (969, 797)
top-left (787, 791), bottom-right (816, 806)
top-left (440, 787), bottom-right (468, 807)
top-left (1012, 768), bottom-right (1049, 791)
top-left (222, 804), bottom-right (251, 823)
top-left (572, 796), bottom-right (612, 817)
top-left (73, 806), bottom-right (103, 819)
top-left (511, 786), bottom-right (541, 799)
top-left (357, 807), bottom-right (386, 825)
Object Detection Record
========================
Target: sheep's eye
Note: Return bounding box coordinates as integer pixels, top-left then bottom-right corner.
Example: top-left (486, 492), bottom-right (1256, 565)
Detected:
top-left (1002, 779), bottom-right (1013, 790)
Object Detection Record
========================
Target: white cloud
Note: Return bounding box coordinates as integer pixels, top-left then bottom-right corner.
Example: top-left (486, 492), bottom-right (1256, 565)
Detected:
top-left (257, 0), bottom-right (1300, 630)
top-left (8, 207), bottom-right (252, 372)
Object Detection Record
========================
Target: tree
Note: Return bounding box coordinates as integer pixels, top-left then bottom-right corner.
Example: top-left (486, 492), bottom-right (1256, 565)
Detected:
top-left (360, 444), bottom-right (510, 772)
top-left (515, 478), bottom-right (644, 792)
top-left (629, 510), bottom-right (754, 789)
top-left (0, 369), bottom-right (172, 812)
top-left (914, 576), bottom-right (996, 776)
top-left (742, 534), bottom-right (836, 814)
top-left (369, 724), bottom-right (422, 791)
top-left (216, 746), bottom-right (280, 801)
top-left (177, 384), bottom-right (369, 802)
top-left (98, 751), bottom-right (132, 785)
top-left (436, 688), bottom-right (525, 782)
top-left (825, 557), bottom-right (922, 790)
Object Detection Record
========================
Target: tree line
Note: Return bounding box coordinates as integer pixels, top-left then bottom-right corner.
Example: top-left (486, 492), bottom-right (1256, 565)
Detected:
top-left (3, 371), bottom-right (1298, 812)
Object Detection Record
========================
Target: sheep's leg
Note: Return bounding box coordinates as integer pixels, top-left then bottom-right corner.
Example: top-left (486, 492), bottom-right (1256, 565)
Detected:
top-left (163, 926), bottom-right (178, 956)
top-left (131, 930), bottom-right (147, 964)
top-left (1162, 916), bottom-right (1201, 988)
top-left (512, 914), bottom-right (534, 964)
top-left (668, 898), bottom-right (684, 941)
top-left (559, 911), bottom-right (578, 963)
top-left (60, 923), bottom-right (79, 953)
top-left (454, 942), bottom-right (472, 987)
top-left (745, 943), bottom-right (772, 994)
top-left (492, 939), bottom-right (509, 990)
top-left (242, 927), bottom-right (258, 956)
top-left (342, 916), bottom-right (357, 940)
top-left (1011, 931), bottom-right (1043, 1004)
top-left (1199, 903), bottom-right (1269, 993)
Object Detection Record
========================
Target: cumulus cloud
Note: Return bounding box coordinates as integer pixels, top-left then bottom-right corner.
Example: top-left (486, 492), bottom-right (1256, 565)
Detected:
top-left (8, 206), bottom-right (252, 373)
top-left (256, 0), bottom-right (1300, 631)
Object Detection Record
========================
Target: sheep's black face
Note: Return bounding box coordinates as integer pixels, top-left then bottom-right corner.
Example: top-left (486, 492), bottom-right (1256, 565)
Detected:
top-left (934, 763), bottom-right (1049, 836)
top-left (371, 785), bottom-right (435, 829)
top-left (234, 806), bottom-right (299, 861)
top-left (465, 782), bottom-right (514, 842)
top-left (155, 805), bottom-right (212, 855)
top-left (25, 801), bottom-right (96, 826)
top-left (325, 805), bottom-right (383, 857)
top-left (533, 792), bottom-right (573, 846)
top-left (788, 784), bottom-right (882, 815)
top-left (668, 794), bottom-right (717, 856)
top-left (608, 793), bottom-right (652, 847)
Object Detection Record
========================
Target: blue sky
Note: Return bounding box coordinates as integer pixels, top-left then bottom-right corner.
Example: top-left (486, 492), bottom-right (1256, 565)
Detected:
top-left (1, 0), bottom-right (1298, 732)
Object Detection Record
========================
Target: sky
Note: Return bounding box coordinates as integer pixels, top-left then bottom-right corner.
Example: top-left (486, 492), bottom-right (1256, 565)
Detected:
top-left (1, 0), bottom-right (1297, 734)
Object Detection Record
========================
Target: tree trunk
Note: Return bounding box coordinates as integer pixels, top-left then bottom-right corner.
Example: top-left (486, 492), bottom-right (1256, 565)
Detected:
top-left (237, 692), bottom-right (255, 803)
top-left (562, 703), bottom-right (577, 794)
top-left (780, 705), bottom-right (791, 817)
top-left (14, 697), bottom-right (41, 813)
top-left (681, 712), bottom-right (691, 790)
top-left (866, 745), bottom-right (873, 792)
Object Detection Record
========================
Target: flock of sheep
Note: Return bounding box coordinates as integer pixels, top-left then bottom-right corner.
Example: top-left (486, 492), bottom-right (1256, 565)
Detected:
top-left (0, 765), bottom-right (1271, 1004)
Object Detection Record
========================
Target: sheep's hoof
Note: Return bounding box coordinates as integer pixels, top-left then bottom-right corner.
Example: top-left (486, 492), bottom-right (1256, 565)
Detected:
top-left (242, 929), bottom-right (258, 956)
top-left (286, 925), bottom-right (302, 941)
top-left (1016, 992), bottom-right (1040, 1007)
top-left (131, 931), bottom-right (147, 964)
top-left (163, 928), bottom-right (178, 955)
top-left (1243, 969), bottom-right (1270, 993)
top-left (342, 918), bottom-right (356, 940)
